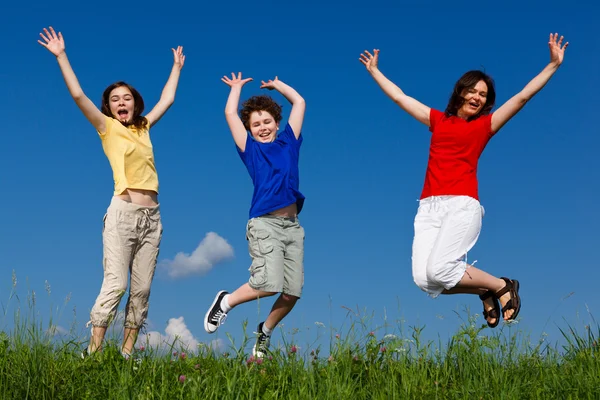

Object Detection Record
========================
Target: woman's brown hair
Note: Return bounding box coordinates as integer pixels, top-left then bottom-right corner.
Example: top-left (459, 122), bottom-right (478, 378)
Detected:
top-left (445, 70), bottom-right (496, 121)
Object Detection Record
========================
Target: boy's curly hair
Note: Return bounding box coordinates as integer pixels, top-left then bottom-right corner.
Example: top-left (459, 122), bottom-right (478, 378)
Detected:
top-left (240, 95), bottom-right (282, 130)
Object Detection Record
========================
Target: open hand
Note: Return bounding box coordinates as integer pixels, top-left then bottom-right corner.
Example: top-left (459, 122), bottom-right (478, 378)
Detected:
top-left (222, 72), bottom-right (253, 88)
top-left (549, 33), bottom-right (568, 66)
top-left (38, 27), bottom-right (65, 57)
top-left (359, 49), bottom-right (380, 72)
top-left (260, 77), bottom-right (280, 90)
top-left (172, 46), bottom-right (185, 69)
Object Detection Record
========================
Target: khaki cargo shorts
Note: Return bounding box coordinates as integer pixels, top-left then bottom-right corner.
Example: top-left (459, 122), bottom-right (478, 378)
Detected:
top-left (246, 215), bottom-right (305, 297)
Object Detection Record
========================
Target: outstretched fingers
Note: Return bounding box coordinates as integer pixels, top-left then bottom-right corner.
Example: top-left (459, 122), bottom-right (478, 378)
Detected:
top-left (549, 33), bottom-right (569, 50)
top-left (38, 27), bottom-right (56, 45)
top-left (38, 26), bottom-right (65, 55)
top-left (221, 72), bottom-right (253, 87)
top-left (171, 46), bottom-right (185, 67)
top-left (359, 49), bottom-right (379, 67)
top-left (259, 76), bottom-right (278, 89)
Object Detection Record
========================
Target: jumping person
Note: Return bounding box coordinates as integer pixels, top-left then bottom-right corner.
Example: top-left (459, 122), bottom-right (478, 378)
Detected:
top-left (359, 33), bottom-right (568, 327)
top-left (204, 73), bottom-right (306, 357)
top-left (38, 26), bottom-right (185, 357)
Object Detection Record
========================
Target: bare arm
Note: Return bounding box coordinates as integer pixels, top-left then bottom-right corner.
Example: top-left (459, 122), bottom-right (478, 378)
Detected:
top-left (222, 72), bottom-right (253, 151)
top-left (360, 49), bottom-right (431, 127)
top-left (38, 27), bottom-right (105, 132)
top-left (260, 77), bottom-right (305, 138)
top-left (492, 33), bottom-right (569, 133)
top-left (145, 46), bottom-right (186, 127)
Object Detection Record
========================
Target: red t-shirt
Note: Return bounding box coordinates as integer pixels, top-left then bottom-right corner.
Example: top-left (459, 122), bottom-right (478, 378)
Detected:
top-left (420, 109), bottom-right (495, 200)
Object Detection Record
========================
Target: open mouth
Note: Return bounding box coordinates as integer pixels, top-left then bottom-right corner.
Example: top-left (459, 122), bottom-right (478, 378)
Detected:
top-left (468, 101), bottom-right (480, 109)
top-left (117, 109), bottom-right (129, 119)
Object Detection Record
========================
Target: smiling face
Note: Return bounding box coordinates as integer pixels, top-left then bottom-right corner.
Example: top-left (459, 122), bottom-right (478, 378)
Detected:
top-left (108, 86), bottom-right (135, 125)
top-left (249, 110), bottom-right (279, 143)
top-left (456, 80), bottom-right (488, 120)
top-left (445, 71), bottom-right (496, 120)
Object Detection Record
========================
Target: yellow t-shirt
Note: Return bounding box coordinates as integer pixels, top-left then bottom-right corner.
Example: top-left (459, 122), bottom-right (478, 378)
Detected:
top-left (98, 116), bottom-right (159, 195)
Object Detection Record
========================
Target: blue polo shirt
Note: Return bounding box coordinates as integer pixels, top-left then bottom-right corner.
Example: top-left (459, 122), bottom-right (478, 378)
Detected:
top-left (237, 123), bottom-right (305, 219)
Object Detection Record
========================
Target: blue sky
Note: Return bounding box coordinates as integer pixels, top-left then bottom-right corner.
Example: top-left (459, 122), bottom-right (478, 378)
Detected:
top-left (1, 0), bottom-right (598, 352)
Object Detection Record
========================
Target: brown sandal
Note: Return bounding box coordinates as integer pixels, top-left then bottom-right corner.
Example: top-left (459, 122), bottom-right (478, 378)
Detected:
top-left (495, 277), bottom-right (521, 321)
top-left (479, 290), bottom-right (500, 328)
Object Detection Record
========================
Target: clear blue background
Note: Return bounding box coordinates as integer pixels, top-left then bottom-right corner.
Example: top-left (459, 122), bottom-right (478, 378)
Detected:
top-left (0, 0), bottom-right (598, 351)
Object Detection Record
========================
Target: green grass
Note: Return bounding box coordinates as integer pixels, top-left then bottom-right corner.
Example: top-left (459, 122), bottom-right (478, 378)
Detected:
top-left (1, 312), bottom-right (600, 399)
top-left (2, 274), bottom-right (600, 399)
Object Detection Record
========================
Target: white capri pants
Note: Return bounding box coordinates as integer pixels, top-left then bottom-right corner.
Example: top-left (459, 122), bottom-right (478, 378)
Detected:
top-left (412, 195), bottom-right (483, 298)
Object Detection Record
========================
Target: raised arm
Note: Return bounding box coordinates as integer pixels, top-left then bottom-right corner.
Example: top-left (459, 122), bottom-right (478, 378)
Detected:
top-left (38, 27), bottom-right (105, 132)
top-left (145, 46), bottom-right (186, 127)
top-left (222, 72), bottom-right (253, 151)
top-left (491, 33), bottom-right (569, 134)
top-left (260, 77), bottom-right (305, 138)
top-left (360, 49), bottom-right (431, 127)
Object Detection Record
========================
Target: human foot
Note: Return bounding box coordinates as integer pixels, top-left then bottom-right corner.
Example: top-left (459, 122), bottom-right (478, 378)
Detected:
top-left (479, 290), bottom-right (500, 328)
top-left (495, 278), bottom-right (521, 321)
top-left (204, 290), bottom-right (229, 333)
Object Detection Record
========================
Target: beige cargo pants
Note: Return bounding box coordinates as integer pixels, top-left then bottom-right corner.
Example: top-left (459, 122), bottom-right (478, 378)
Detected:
top-left (90, 197), bottom-right (162, 329)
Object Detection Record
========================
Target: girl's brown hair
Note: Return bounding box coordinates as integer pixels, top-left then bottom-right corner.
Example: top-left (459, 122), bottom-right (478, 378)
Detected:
top-left (101, 81), bottom-right (148, 130)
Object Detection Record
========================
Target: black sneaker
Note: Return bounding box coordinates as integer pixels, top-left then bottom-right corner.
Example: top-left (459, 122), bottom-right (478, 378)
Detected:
top-left (204, 290), bottom-right (229, 333)
top-left (252, 322), bottom-right (271, 358)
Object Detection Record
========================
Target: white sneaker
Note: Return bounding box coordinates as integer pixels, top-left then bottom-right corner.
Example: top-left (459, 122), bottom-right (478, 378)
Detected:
top-left (204, 290), bottom-right (229, 333)
top-left (252, 322), bottom-right (271, 358)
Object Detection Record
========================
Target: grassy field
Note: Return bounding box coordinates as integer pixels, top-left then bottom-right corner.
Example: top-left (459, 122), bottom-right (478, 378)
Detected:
top-left (1, 276), bottom-right (599, 399)
top-left (1, 310), bottom-right (600, 399)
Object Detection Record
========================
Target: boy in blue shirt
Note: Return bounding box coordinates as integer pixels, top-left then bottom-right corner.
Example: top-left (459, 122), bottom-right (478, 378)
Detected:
top-left (204, 73), bottom-right (306, 358)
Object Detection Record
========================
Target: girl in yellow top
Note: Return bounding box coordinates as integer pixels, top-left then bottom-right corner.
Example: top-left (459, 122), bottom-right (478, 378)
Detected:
top-left (38, 26), bottom-right (185, 358)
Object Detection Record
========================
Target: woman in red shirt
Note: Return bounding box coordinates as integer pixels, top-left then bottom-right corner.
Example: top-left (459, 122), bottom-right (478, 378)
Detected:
top-left (360, 33), bottom-right (568, 327)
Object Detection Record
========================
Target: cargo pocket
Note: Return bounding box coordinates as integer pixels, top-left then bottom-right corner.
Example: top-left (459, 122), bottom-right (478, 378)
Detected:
top-left (248, 257), bottom-right (268, 287)
top-left (248, 229), bottom-right (274, 257)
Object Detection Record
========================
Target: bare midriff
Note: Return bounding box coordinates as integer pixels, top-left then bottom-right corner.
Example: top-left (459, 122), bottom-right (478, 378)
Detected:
top-left (115, 188), bottom-right (158, 207)
top-left (269, 203), bottom-right (298, 218)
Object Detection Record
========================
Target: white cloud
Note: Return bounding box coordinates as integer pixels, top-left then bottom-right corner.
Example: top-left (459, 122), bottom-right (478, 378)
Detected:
top-left (161, 232), bottom-right (234, 278)
top-left (138, 318), bottom-right (227, 354)
top-left (140, 316), bottom-right (199, 350)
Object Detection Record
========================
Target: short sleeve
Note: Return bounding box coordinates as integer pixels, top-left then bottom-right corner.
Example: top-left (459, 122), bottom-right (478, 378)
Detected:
top-left (278, 123), bottom-right (302, 147)
top-left (97, 115), bottom-right (113, 139)
top-left (429, 109), bottom-right (445, 133)
top-left (237, 132), bottom-right (254, 162)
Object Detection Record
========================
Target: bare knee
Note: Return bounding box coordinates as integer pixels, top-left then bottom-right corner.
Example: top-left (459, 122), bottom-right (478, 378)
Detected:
top-left (280, 293), bottom-right (299, 304)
